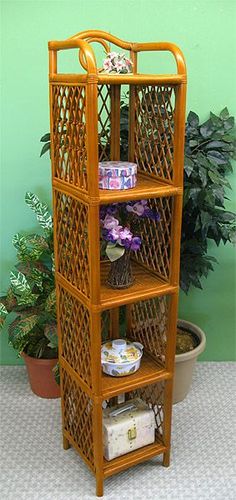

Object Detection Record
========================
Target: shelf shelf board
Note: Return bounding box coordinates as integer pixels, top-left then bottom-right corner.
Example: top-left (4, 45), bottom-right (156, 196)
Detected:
top-left (99, 174), bottom-right (181, 204)
top-left (103, 440), bottom-right (167, 478)
top-left (50, 73), bottom-right (185, 86)
top-left (100, 261), bottom-right (177, 309)
top-left (101, 354), bottom-right (171, 399)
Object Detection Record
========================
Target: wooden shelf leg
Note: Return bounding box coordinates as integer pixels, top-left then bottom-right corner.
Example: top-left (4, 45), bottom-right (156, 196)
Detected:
top-left (63, 435), bottom-right (70, 450)
top-left (163, 450), bottom-right (170, 467)
top-left (96, 474), bottom-right (104, 497)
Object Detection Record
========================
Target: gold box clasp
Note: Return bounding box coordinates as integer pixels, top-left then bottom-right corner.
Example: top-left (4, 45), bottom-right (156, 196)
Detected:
top-left (128, 427), bottom-right (137, 440)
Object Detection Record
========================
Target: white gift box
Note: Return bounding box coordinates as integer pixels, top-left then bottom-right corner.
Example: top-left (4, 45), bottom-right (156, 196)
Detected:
top-left (103, 398), bottom-right (155, 461)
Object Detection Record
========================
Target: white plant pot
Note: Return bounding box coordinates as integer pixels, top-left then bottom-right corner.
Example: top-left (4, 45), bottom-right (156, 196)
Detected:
top-left (173, 319), bottom-right (206, 404)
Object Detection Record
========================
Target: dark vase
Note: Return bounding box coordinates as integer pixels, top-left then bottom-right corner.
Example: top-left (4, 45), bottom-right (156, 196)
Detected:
top-left (107, 250), bottom-right (134, 289)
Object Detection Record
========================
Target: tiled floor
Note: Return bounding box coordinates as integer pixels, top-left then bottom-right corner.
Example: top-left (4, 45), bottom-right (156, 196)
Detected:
top-left (0, 363), bottom-right (235, 499)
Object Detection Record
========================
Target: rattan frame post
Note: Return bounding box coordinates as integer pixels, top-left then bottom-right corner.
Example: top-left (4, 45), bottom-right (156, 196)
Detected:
top-left (48, 30), bottom-right (186, 497)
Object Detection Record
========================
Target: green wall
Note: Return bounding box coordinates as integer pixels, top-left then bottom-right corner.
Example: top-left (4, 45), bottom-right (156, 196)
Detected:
top-left (1, 0), bottom-right (236, 364)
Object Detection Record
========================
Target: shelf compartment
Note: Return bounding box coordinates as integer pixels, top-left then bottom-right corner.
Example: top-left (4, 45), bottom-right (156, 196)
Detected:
top-left (102, 354), bottom-right (171, 398)
top-left (100, 261), bottom-right (177, 309)
top-left (103, 440), bottom-right (167, 478)
top-left (99, 174), bottom-right (181, 203)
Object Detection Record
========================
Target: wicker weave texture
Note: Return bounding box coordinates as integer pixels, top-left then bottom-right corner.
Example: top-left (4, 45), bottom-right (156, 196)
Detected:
top-left (134, 85), bottom-right (175, 182)
top-left (129, 296), bottom-right (168, 368)
top-left (52, 85), bottom-right (87, 190)
top-left (61, 368), bottom-right (94, 469)
top-left (127, 381), bottom-right (165, 441)
top-left (59, 286), bottom-right (92, 388)
top-left (98, 84), bottom-right (111, 161)
top-left (132, 197), bottom-right (173, 281)
top-left (55, 190), bottom-right (90, 297)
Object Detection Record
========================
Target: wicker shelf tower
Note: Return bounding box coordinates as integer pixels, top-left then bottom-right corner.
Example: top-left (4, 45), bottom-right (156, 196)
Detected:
top-left (48, 30), bottom-right (186, 497)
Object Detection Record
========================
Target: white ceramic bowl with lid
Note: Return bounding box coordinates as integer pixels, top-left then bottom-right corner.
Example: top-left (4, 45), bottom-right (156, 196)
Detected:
top-left (101, 338), bottom-right (144, 377)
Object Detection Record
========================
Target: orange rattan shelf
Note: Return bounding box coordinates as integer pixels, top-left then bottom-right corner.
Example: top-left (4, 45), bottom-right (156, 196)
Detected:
top-left (99, 174), bottom-right (182, 204)
top-left (102, 354), bottom-right (171, 398)
top-left (49, 29), bottom-right (186, 497)
top-left (100, 261), bottom-right (176, 309)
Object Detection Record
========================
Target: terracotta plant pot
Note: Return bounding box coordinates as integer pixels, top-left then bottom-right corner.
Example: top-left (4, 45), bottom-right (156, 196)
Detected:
top-left (173, 319), bottom-right (206, 404)
top-left (22, 352), bottom-right (60, 399)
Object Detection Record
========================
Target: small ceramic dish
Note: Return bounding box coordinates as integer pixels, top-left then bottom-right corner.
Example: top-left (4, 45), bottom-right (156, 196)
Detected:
top-left (101, 338), bottom-right (144, 377)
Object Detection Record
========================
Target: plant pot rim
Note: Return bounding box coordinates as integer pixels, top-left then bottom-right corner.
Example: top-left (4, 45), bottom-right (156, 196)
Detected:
top-left (175, 319), bottom-right (206, 363)
top-left (21, 352), bottom-right (58, 365)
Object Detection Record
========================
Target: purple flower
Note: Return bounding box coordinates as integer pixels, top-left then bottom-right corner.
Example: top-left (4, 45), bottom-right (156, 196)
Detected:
top-left (102, 215), bottom-right (120, 230)
top-left (130, 237), bottom-right (142, 251)
top-left (119, 227), bottom-right (133, 241)
top-left (107, 227), bottom-right (123, 242)
top-left (126, 200), bottom-right (148, 216)
top-left (141, 209), bottom-right (161, 221)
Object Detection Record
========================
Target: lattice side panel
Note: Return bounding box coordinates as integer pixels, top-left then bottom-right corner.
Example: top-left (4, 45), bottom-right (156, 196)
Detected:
top-left (101, 310), bottom-right (111, 342)
top-left (61, 368), bottom-right (94, 469)
top-left (55, 190), bottom-right (90, 297)
top-left (134, 85), bottom-right (175, 182)
top-left (51, 84), bottom-right (87, 190)
top-left (98, 85), bottom-right (111, 161)
top-left (132, 197), bottom-right (173, 281)
top-left (59, 286), bottom-right (92, 388)
top-left (127, 381), bottom-right (165, 442)
top-left (128, 296), bottom-right (168, 368)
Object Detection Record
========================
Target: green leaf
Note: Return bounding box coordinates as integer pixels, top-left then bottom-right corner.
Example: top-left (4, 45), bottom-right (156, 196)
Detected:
top-left (40, 133), bottom-right (50, 142)
top-left (12, 233), bottom-right (49, 262)
top-left (0, 303), bottom-right (8, 329)
top-left (106, 243), bottom-right (125, 262)
top-left (45, 289), bottom-right (57, 315)
top-left (8, 314), bottom-right (38, 351)
top-left (224, 116), bottom-right (234, 131)
top-left (189, 139), bottom-right (198, 147)
top-left (25, 192), bottom-right (52, 231)
top-left (53, 362), bottom-right (60, 385)
top-left (220, 108), bottom-right (229, 120)
top-left (187, 111), bottom-right (199, 128)
top-left (44, 323), bottom-right (58, 349)
top-left (200, 119), bottom-right (213, 138)
top-left (210, 112), bottom-right (222, 127)
top-left (10, 270), bottom-right (31, 294)
top-left (40, 142), bottom-right (50, 157)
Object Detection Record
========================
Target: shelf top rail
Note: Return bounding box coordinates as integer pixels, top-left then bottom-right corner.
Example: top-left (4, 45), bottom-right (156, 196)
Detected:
top-left (48, 29), bottom-right (187, 80)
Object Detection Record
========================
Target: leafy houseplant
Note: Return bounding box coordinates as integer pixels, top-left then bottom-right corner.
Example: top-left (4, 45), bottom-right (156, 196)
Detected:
top-left (0, 193), bottom-right (60, 398)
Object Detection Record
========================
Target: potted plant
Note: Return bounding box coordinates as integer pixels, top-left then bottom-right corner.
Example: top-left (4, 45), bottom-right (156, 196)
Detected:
top-left (0, 192), bottom-right (60, 398)
top-left (40, 104), bottom-right (236, 403)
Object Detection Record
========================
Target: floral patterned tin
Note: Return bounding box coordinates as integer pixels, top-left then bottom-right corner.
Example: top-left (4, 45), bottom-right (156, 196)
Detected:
top-left (103, 398), bottom-right (155, 460)
top-left (99, 161), bottom-right (137, 190)
top-left (101, 339), bottom-right (143, 377)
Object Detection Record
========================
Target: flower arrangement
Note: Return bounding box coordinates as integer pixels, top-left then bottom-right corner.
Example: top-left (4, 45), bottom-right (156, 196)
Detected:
top-left (100, 200), bottom-right (160, 288)
top-left (102, 51), bottom-right (133, 74)
top-left (101, 200), bottom-right (160, 262)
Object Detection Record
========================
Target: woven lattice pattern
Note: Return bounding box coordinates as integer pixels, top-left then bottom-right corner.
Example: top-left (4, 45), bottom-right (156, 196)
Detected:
top-left (52, 85), bottom-right (87, 190)
top-left (55, 191), bottom-right (90, 297)
top-left (98, 85), bottom-right (111, 161)
top-left (101, 310), bottom-right (111, 342)
top-left (129, 296), bottom-right (168, 367)
top-left (59, 287), bottom-right (92, 388)
top-left (127, 381), bottom-right (165, 440)
top-left (132, 197), bottom-right (173, 280)
top-left (134, 85), bottom-right (175, 181)
top-left (61, 368), bottom-right (94, 468)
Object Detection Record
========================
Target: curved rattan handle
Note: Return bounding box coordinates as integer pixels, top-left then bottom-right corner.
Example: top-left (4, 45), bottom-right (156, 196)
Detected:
top-left (69, 31), bottom-right (186, 75)
top-left (69, 30), bottom-right (133, 50)
top-left (133, 41), bottom-right (186, 75)
top-left (48, 38), bottom-right (97, 74)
